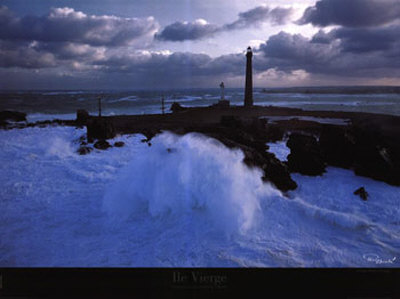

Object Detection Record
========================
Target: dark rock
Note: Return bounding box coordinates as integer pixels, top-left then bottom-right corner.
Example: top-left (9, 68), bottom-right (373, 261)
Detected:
top-left (220, 115), bottom-right (242, 128)
top-left (242, 147), bottom-right (297, 192)
top-left (319, 125), bottom-right (355, 168)
top-left (141, 129), bottom-right (159, 141)
top-left (77, 146), bottom-right (93, 155)
top-left (212, 132), bottom-right (297, 192)
top-left (86, 118), bottom-right (116, 142)
top-left (217, 125), bottom-right (267, 153)
top-left (351, 124), bottom-right (400, 186)
top-left (76, 109), bottom-right (90, 125)
top-left (354, 187), bottom-right (368, 201)
top-left (287, 133), bottom-right (326, 176)
top-left (179, 123), bottom-right (297, 192)
top-left (114, 141), bottom-right (125, 147)
top-left (265, 124), bottom-right (285, 142)
top-left (94, 140), bottom-right (111, 150)
top-left (262, 153), bottom-right (298, 192)
top-left (170, 102), bottom-right (186, 113)
top-left (319, 123), bottom-right (400, 186)
top-left (243, 118), bottom-right (270, 141)
top-left (0, 110), bottom-right (26, 122)
top-left (78, 135), bottom-right (87, 145)
top-left (212, 100), bottom-right (230, 108)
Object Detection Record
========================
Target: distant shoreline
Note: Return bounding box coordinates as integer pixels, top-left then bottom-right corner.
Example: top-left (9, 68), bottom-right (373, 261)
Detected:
top-left (0, 85), bottom-right (399, 94)
top-left (261, 86), bottom-right (400, 94)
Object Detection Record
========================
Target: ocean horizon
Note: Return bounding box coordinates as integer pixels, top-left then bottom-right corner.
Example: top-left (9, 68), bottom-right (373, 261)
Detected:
top-left (1, 87), bottom-right (400, 123)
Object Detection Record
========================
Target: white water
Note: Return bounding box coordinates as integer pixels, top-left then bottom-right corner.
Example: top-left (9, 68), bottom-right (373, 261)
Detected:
top-left (26, 113), bottom-right (77, 122)
top-left (262, 116), bottom-right (351, 126)
top-left (0, 127), bottom-right (399, 267)
top-left (267, 141), bottom-right (290, 162)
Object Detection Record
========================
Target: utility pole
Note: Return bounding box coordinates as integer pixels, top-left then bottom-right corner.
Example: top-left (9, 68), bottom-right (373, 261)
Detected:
top-left (98, 97), bottom-right (102, 117)
top-left (161, 95), bottom-right (165, 115)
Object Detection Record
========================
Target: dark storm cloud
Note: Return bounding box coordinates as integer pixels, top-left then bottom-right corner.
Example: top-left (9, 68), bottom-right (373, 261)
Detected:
top-left (258, 32), bottom-right (338, 74)
top-left (0, 5), bottom-right (157, 70)
top-left (155, 19), bottom-right (219, 41)
top-left (0, 40), bottom-right (57, 69)
top-left (98, 24), bottom-right (400, 85)
top-left (91, 51), bottom-right (241, 88)
top-left (0, 6), bottom-right (158, 46)
top-left (156, 5), bottom-right (294, 42)
top-left (299, 0), bottom-right (400, 27)
top-left (101, 51), bottom-right (212, 73)
top-left (97, 51), bottom-right (244, 78)
top-left (311, 30), bottom-right (334, 44)
top-left (1, 5), bottom-right (400, 87)
top-left (333, 25), bottom-right (400, 53)
top-left (0, 38), bottom-right (105, 69)
top-left (257, 27), bottom-right (400, 77)
top-left (224, 6), bottom-right (294, 30)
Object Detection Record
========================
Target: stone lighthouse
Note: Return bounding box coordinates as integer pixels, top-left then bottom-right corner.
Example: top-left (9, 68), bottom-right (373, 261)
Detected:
top-left (244, 46), bottom-right (253, 107)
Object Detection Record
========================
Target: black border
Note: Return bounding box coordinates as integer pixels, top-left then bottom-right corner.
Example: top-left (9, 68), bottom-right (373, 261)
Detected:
top-left (1, 268), bottom-right (399, 298)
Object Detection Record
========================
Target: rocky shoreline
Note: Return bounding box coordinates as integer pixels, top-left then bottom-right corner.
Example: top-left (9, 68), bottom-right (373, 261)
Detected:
top-left (1, 105), bottom-right (400, 193)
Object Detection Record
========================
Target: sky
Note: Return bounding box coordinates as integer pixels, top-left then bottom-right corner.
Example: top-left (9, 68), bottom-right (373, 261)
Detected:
top-left (0, 0), bottom-right (400, 89)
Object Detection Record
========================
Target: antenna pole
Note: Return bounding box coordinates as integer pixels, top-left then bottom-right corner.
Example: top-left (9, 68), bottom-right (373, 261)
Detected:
top-left (220, 82), bottom-right (225, 101)
top-left (98, 97), bottom-right (102, 117)
top-left (161, 95), bottom-right (165, 115)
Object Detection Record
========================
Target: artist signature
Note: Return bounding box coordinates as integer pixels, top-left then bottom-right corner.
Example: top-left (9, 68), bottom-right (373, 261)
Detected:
top-left (363, 254), bottom-right (397, 265)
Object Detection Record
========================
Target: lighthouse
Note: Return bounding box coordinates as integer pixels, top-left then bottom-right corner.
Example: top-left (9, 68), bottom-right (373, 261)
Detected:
top-left (244, 46), bottom-right (253, 107)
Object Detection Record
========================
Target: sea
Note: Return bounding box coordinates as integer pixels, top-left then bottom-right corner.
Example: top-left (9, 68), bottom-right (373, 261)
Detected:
top-left (1, 88), bottom-right (400, 121)
top-left (0, 89), bottom-right (399, 267)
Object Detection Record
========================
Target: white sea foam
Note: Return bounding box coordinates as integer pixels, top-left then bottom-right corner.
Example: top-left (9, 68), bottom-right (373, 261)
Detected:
top-left (267, 141), bottom-right (290, 161)
top-left (166, 96), bottom-right (202, 103)
top-left (108, 96), bottom-right (138, 103)
top-left (262, 116), bottom-right (351, 126)
top-left (0, 127), bottom-right (399, 267)
top-left (103, 132), bottom-right (279, 235)
top-left (41, 91), bottom-right (85, 95)
top-left (27, 113), bottom-right (76, 122)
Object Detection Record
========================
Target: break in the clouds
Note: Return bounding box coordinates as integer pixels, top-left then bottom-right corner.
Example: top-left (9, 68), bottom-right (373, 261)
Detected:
top-left (299, 0), bottom-right (400, 27)
top-left (0, 6), bottom-right (159, 47)
top-left (156, 5), bottom-right (294, 42)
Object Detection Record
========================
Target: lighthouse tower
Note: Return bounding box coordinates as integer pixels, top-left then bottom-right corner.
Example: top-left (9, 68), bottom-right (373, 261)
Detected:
top-left (244, 46), bottom-right (253, 107)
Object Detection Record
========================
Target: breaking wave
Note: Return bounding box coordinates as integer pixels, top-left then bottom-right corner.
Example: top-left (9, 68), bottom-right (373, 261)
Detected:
top-left (103, 132), bottom-right (281, 235)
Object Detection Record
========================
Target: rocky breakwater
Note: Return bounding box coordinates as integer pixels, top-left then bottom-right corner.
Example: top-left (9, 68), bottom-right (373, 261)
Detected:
top-left (169, 116), bottom-right (298, 193)
top-left (80, 105), bottom-right (400, 191)
top-left (287, 119), bottom-right (400, 186)
top-left (286, 133), bottom-right (326, 176)
top-left (0, 110), bottom-right (27, 127)
top-left (86, 117), bottom-right (116, 142)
